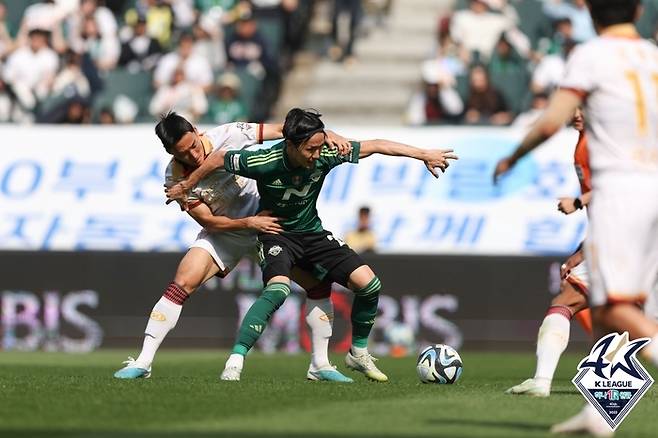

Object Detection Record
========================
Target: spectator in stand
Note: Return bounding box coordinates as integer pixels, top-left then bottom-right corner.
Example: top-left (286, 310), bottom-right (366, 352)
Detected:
top-left (463, 64), bottom-right (511, 125)
top-left (329, 0), bottom-right (362, 64)
top-left (98, 106), bottom-right (115, 124)
top-left (118, 15), bottom-right (162, 71)
top-left (542, 0), bottom-right (594, 42)
top-left (3, 29), bottom-right (59, 121)
top-left (67, 0), bottom-right (118, 43)
top-left (149, 67), bottom-right (208, 122)
top-left (207, 72), bottom-right (248, 124)
top-left (192, 17), bottom-right (226, 73)
top-left (154, 32), bottom-right (213, 92)
top-left (450, 0), bottom-right (516, 62)
top-left (17, 0), bottom-right (77, 44)
top-left (73, 16), bottom-right (120, 71)
top-left (511, 92), bottom-right (549, 128)
top-left (51, 49), bottom-right (91, 100)
top-left (530, 38), bottom-right (576, 94)
top-left (406, 60), bottom-right (464, 125)
top-left (125, 0), bottom-right (174, 49)
top-left (225, 10), bottom-right (274, 77)
top-left (0, 1), bottom-right (14, 59)
top-left (488, 34), bottom-right (525, 75)
top-left (0, 65), bottom-right (11, 121)
top-left (345, 206), bottom-right (377, 254)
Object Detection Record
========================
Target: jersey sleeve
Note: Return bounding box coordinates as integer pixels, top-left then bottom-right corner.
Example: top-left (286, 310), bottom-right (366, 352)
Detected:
top-left (209, 122), bottom-right (260, 152)
top-left (560, 44), bottom-right (598, 98)
top-left (223, 146), bottom-right (282, 179)
top-left (318, 141), bottom-right (361, 169)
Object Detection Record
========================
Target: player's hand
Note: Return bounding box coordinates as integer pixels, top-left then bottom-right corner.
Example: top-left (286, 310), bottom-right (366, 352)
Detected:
top-left (248, 211), bottom-right (284, 234)
top-left (557, 197), bottom-right (578, 215)
top-left (325, 130), bottom-right (352, 156)
top-left (493, 156), bottom-right (515, 184)
top-left (165, 181), bottom-right (191, 207)
top-left (423, 149), bottom-right (459, 178)
top-left (561, 249), bottom-right (585, 279)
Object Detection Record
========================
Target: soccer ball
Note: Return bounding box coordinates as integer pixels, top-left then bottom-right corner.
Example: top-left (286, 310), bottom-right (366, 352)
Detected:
top-left (416, 344), bottom-right (463, 384)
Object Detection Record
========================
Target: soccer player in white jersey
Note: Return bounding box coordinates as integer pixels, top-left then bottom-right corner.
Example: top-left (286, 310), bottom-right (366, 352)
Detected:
top-left (114, 113), bottom-right (355, 382)
top-left (494, 1), bottom-right (658, 435)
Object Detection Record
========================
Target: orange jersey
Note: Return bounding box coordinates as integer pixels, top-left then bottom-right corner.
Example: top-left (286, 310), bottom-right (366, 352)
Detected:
top-left (573, 131), bottom-right (591, 194)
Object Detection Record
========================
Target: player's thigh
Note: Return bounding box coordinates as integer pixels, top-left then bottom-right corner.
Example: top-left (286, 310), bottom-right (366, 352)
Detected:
top-left (586, 179), bottom-right (658, 306)
top-left (257, 233), bottom-right (300, 284)
top-left (347, 265), bottom-right (377, 291)
top-left (174, 247), bottom-right (221, 293)
top-left (303, 231), bottom-right (368, 288)
top-left (290, 265), bottom-right (332, 299)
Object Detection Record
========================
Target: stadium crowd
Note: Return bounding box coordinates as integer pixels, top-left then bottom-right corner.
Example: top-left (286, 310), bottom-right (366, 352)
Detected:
top-left (407, 0), bottom-right (658, 126)
top-left (0, 0), bottom-right (318, 124)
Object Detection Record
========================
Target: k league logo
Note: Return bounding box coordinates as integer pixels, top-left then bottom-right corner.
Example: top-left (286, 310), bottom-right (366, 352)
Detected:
top-left (573, 332), bottom-right (653, 430)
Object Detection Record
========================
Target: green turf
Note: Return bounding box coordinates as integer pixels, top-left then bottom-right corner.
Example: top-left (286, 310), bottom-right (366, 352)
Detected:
top-left (0, 350), bottom-right (656, 437)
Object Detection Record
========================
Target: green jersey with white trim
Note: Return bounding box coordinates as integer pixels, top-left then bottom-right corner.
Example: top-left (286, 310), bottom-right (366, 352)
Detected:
top-left (224, 140), bottom-right (361, 232)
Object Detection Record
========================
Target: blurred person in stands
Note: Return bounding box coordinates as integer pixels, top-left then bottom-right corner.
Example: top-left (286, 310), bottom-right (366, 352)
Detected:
top-left (72, 16), bottom-right (120, 71)
top-left (345, 207), bottom-right (377, 254)
top-left (192, 17), bottom-right (226, 73)
top-left (0, 1), bottom-right (14, 59)
top-left (51, 49), bottom-right (91, 100)
top-left (406, 61), bottom-right (463, 125)
top-left (67, 0), bottom-right (118, 43)
top-left (225, 10), bottom-right (275, 77)
top-left (3, 29), bottom-right (59, 122)
top-left (488, 34), bottom-right (526, 75)
top-left (40, 95), bottom-right (91, 123)
top-left (124, 0), bottom-right (174, 48)
top-left (17, 0), bottom-right (76, 47)
top-left (636, 0), bottom-right (658, 39)
top-left (511, 92), bottom-right (549, 128)
top-left (0, 71), bottom-right (10, 122)
top-left (450, 0), bottom-right (516, 62)
top-left (207, 72), bottom-right (248, 125)
top-left (329, 0), bottom-right (362, 64)
top-left (98, 106), bottom-right (115, 124)
top-left (149, 67), bottom-right (208, 122)
top-left (154, 32), bottom-right (213, 92)
top-left (542, 0), bottom-right (595, 42)
top-left (531, 38), bottom-right (576, 94)
top-left (464, 64), bottom-right (511, 125)
top-left (118, 15), bottom-right (162, 71)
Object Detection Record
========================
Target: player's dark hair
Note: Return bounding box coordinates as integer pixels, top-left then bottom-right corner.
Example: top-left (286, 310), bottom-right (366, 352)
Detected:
top-left (586, 0), bottom-right (641, 27)
top-left (283, 108), bottom-right (325, 148)
top-left (155, 111), bottom-right (194, 153)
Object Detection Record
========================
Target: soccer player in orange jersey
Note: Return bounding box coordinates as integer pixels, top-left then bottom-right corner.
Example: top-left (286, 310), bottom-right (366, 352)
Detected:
top-left (494, 1), bottom-right (658, 435)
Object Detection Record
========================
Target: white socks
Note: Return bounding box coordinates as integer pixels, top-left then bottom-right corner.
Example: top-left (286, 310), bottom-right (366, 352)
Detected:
top-left (351, 345), bottom-right (369, 357)
top-left (135, 296), bottom-right (183, 368)
top-left (306, 298), bottom-right (334, 369)
top-left (225, 353), bottom-right (245, 370)
top-left (534, 307), bottom-right (571, 386)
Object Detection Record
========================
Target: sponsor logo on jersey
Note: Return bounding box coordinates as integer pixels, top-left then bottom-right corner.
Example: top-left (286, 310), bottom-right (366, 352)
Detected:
top-left (150, 311), bottom-right (167, 321)
top-left (272, 179), bottom-right (283, 186)
top-left (268, 245), bottom-right (283, 256)
top-left (573, 332), bottom-right (653, 431)
top-left (249, 324), bottom-right (263, 333)
top-left (319, 313), bottom-right (334, 322)
top-left (310, 171), bottom-right (322, 182)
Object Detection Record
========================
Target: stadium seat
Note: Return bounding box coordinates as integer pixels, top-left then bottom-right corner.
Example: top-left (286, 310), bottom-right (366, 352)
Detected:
top-left (4, 0), bottom-right (40, 36)
top-left (489, 68), bottom-right (530, 114)
top-left (513, 0), bottom-right (553, 49)
top-left (233, 67), bottom-right (264, 120)
top-left (92, 69), bottom-right (153, 122)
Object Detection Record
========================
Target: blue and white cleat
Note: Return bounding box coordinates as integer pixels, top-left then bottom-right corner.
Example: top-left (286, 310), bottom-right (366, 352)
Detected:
top-left (307, 363), bottom-right (354, 383)
top-left (113, 356), bottom-right (151, 379)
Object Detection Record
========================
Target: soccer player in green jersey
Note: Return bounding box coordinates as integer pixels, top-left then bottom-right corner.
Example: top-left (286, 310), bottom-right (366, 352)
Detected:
top-left (167, 108), bottom-right (458, 382)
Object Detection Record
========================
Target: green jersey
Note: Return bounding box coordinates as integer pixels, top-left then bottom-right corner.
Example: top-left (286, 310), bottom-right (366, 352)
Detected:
top-left (224, 141), bottom-right (361, 232)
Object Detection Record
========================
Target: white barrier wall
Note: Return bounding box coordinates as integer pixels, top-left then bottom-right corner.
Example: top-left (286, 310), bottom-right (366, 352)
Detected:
top-left (0, 125), bottom-right (586, 254)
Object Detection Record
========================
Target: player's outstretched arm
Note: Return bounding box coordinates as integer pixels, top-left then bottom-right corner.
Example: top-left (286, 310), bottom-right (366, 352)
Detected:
top-left (187, 203), bottom-right (283, 234)
top-left (165, 149), bottom-right (229, 202)
top-left (359, 139), bottom-right (458, 178)
top-left (493, 89), bottom-right (581, 183)
top-left (262, 123), bottom-right (284, 141)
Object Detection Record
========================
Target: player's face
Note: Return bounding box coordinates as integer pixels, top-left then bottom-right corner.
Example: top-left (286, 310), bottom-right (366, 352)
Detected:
top-left (571, 109), bottom-right (585, 132)
top-left (294, 132), bottom-right (325, 169)
top-left (172, 131), bottom-right (205, 167)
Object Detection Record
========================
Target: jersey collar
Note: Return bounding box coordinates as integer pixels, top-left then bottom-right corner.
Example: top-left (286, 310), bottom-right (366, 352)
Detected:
top-left (600, 24), bottom-right (641, 39)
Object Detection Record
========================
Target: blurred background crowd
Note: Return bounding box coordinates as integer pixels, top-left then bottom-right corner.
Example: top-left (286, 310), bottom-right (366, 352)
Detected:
top-left (0, 0), bottom-right (656, 126)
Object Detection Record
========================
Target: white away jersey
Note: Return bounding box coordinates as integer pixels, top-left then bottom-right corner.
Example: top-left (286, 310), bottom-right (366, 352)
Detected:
top-left (165, 122), bottom-right (261, 219)
top-left (560, 33), bottom-right (658, 178)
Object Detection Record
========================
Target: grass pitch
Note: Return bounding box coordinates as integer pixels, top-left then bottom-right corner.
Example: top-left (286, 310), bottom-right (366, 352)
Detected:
top-left (0, 350), bottom-right (656, 438)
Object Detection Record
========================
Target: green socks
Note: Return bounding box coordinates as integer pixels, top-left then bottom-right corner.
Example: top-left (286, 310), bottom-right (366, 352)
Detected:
top-left (351, 276), bottom-right (382, 348)
top-left (232, 282), bottom-right (291, 355)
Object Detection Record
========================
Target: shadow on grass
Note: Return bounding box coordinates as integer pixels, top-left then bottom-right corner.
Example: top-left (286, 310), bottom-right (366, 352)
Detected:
top-left (427, 418), bottom-right (550, 432)
top-left (0, 431), bottom-right (433, 438)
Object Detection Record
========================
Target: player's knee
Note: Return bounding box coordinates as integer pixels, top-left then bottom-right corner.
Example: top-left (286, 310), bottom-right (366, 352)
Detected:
top-left (172, 274), bottom-right (200, 295)
top-left (354, 275), bottom-right (382, 297)
top-left (307, 281), bottom-right (332, 300)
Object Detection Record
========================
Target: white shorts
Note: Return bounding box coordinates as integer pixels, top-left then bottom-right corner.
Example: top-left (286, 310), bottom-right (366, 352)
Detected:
top-left (190, 229), bottom-right (258, 274)
top-left (566, 261), bottom-right (589, 293)
top-left (586, 172), bottom-right (658, 307)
